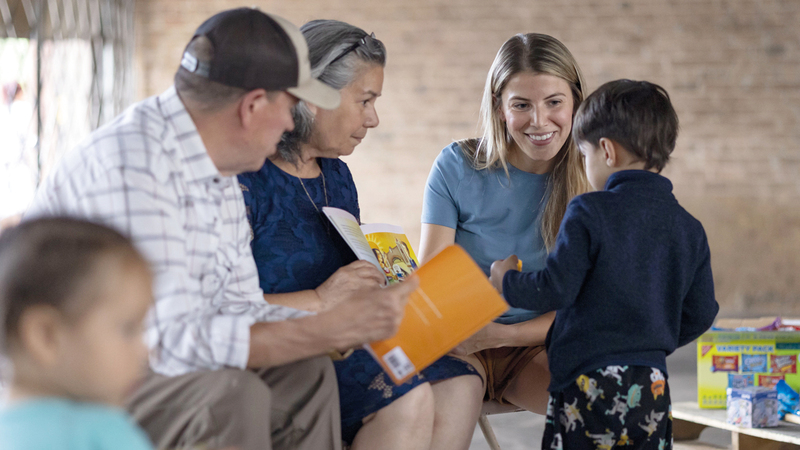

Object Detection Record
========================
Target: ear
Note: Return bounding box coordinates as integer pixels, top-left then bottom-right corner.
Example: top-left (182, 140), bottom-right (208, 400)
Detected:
top-left (305, 101), bottom-right (318, 117)
top-left (237, 89), bottom-right (270, 131)
top-left (17, 305), bottom-right (65, 368)
top-left (598, 137), bottom-right (621, 168)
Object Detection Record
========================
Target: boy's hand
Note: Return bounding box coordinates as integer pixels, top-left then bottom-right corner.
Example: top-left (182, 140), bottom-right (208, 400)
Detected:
top-left (489, 255), bottom-right (520, 294)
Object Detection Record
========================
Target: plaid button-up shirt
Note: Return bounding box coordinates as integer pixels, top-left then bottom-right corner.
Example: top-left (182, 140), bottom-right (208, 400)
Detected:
top-left (27, 87), bottom-right (309, 376)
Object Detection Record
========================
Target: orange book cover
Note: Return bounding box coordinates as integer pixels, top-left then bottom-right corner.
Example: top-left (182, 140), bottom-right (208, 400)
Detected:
top-left (365, 245), bottom-right (509, 384)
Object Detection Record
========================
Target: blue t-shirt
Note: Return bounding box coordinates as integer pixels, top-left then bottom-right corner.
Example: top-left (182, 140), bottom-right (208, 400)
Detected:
top-left (0, 398), bottom-right (153, 450)
top-left (422, 142), bottom-right (549, 324)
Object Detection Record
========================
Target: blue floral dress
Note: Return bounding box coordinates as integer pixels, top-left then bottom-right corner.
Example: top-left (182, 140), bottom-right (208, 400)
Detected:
top-left (238, 158), bottom-right (478, 444)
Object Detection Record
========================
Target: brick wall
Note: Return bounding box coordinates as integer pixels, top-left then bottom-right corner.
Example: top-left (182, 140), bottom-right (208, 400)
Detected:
top-left (134, 0), bottom-right (800, 316)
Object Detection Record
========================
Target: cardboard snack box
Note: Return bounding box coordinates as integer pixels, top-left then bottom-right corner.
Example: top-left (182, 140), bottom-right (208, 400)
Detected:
top-left (697, 318), bottom-right (800, 409)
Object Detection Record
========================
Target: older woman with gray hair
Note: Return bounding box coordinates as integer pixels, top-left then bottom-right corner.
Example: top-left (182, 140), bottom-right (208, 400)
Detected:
top-left (238, 19), bottom-right (483, 450)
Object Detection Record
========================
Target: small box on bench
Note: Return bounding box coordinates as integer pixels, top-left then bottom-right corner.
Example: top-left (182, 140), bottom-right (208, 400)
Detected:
top-left (727, 387), bottom-right (779, 428)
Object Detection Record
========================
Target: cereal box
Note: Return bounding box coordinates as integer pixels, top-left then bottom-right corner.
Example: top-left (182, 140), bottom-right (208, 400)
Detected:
top-left (697, 320), bottom-right (800, 408)
top-left (726, 387), bottom-right (779, 428)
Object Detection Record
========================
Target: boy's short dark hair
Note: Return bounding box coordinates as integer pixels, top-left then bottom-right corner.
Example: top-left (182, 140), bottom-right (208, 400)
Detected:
top-left (573, 79), bottom-right (679, 173)
top-left (0, 217), bottom-right (146, 352)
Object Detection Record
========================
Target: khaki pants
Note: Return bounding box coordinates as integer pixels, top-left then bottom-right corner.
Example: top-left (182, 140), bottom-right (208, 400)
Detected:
top-left (126, 356), bottom-right (341, 450)
top-left (474, 345), bottom-right (546, 403)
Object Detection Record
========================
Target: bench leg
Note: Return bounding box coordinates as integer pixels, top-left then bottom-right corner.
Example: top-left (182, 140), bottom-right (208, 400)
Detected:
top-left (673, 417), bottom-right (709, 441)
top-left (732, 432), bottom-right (800, 450)
top-left (478, 415), bottom-right (502, 450)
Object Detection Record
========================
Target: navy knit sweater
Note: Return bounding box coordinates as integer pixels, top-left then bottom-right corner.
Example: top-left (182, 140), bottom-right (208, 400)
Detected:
top-left (503, 170), bottom-right (719, 392)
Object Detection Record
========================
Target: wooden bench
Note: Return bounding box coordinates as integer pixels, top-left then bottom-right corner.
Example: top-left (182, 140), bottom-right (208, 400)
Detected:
top-left (672, 401), bottom-right (800, 450)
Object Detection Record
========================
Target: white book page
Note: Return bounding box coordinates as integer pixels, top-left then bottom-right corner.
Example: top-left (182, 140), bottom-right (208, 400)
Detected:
top-left (322, 207), bottom-right (383, 272)
top-left (359, 223), bottom-right (405, 235)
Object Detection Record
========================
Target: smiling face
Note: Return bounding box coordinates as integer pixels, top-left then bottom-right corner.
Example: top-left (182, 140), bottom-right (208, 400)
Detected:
top-left (499, 72), bottom-right (574, 173)
top-left (307, 63), bottom-right (384, 158)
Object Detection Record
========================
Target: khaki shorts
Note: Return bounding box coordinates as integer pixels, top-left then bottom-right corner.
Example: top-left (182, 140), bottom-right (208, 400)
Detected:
top-left (474, 345), bottom-right (546, 403)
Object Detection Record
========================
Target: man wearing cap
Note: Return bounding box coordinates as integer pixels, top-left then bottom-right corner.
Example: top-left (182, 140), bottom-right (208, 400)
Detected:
top-left (26, 8), bottom-right (415, 450)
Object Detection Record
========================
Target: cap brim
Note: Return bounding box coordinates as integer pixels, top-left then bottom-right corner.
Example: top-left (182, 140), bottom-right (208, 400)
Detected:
top-left (287, 78), bottom-right (340, 110)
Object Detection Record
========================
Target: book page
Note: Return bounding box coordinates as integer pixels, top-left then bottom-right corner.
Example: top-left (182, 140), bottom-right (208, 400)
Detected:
top-left (322, 207), bottom-right (383, 273)
top-left (360, 223), bottom-right (420, 284)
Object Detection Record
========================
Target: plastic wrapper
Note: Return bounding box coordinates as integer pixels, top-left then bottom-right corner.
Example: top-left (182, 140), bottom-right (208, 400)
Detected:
top-left (776, 379), bottom-right (800, 419)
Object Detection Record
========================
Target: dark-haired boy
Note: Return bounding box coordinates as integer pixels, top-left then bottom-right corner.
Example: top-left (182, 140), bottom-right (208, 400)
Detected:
top-left (489, 79), bottom-right (719, 449)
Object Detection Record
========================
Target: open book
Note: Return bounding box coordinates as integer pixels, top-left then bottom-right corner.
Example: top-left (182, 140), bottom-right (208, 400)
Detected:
top-left (322, 206), bottom-right (419, 284)
top-left (323, 207), bottom-right (509, 384)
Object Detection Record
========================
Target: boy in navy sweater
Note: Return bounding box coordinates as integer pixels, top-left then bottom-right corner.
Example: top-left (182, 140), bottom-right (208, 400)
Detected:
top-left (490, 79), bottom-right (719, 450)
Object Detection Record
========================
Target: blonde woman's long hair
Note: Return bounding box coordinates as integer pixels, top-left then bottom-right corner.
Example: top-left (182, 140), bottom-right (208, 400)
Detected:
top-left (458, 33), bottom-right (591, 251)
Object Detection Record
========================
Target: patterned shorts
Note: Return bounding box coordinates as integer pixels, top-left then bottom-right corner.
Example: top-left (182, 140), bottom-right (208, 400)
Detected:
top-left (542, 365), bottom-right (672, 450)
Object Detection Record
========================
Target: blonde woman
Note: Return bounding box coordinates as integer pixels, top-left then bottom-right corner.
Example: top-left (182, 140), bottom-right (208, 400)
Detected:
top-left (419, 33), bottom-right (591, 420)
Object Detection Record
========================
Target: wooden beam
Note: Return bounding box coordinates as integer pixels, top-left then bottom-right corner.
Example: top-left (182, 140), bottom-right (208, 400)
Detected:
top-left (674, 417), bottom-right (710, 441)
top-left (733, 432), bottom-right (800, 450)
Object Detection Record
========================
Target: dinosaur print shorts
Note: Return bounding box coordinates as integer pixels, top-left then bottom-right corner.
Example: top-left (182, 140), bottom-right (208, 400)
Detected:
top-left (542, 365), bottom-right (672, 450)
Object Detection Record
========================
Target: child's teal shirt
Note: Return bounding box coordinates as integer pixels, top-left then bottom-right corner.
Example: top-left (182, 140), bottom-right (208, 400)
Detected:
top-left (0, 398), bottom-right (153, 450)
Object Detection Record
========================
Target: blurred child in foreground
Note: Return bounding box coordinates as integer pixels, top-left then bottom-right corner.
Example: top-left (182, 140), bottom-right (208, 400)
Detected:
top-left (490, 79), bottom-right (719, 449)
top-left (0, 217), bottom-right (154, 450)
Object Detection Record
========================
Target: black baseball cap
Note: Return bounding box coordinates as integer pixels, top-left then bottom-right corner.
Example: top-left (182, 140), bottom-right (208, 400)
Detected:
top-left (179, 8), bottom-right (340, 109)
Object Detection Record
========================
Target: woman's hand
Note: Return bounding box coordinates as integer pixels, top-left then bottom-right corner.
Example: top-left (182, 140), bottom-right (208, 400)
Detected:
top-left (314, 260), bottom-right (386, 310)
top-left (450, 322), bottom-right (511, 356)
top-left (489, 255), bottom-right (520, 293)
top-left (449, 311), bottom-right (556, 355)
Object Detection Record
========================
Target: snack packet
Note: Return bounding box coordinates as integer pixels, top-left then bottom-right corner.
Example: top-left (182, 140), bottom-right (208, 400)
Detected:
top-left (776, 380), bottom-right (799, 419)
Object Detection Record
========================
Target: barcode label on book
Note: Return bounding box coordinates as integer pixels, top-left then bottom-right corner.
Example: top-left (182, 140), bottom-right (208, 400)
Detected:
top-left (383, 346), bottom-right (416, 381)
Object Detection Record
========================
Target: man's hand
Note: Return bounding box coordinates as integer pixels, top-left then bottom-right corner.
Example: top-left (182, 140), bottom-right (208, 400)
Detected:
top-left (247, 276), bottom-right (418, 369)
top-left (489, 255), bottom-right (519, 293)
top-left (326, 276), bottom-right (419, 351)
top-left (314, 260), bottom-right (386, 310)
